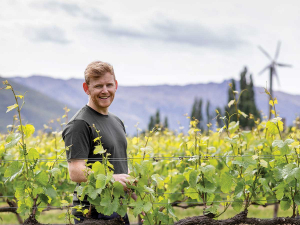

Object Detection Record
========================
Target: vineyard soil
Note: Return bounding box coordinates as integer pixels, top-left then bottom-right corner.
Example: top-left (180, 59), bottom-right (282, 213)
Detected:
top-left (0, 206), bottom-right (294, 224)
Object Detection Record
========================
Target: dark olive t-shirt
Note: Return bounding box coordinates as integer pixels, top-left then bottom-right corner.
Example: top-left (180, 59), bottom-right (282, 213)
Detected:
top-left (62, 105), bottom-right (128, 215)
top-left (62, 105), bottom-right (128, 174)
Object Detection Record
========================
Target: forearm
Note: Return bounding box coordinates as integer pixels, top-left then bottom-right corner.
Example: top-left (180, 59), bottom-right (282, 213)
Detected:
top-left (68, 161), bottom-right (91, 183)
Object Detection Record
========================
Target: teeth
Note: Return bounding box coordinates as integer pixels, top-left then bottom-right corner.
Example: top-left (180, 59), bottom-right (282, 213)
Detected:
top-left (100, 97), bottom-right (109, 99)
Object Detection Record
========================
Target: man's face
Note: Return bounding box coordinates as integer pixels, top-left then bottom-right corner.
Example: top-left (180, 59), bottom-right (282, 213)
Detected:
top-left (83, 72), bottom-right (118, 114)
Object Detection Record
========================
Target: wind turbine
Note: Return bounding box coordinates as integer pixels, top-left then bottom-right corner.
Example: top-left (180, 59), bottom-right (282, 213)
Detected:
top-left (258, 41), bottom-right (292, 119)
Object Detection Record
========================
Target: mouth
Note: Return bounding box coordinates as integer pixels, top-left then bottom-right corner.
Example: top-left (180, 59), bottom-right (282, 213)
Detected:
top-left (99, 96), bottom-right (110, 99)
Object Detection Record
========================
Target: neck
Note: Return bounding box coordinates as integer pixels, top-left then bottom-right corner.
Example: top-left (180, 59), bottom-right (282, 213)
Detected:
top-left (87, 102), bottom-right (108, 115)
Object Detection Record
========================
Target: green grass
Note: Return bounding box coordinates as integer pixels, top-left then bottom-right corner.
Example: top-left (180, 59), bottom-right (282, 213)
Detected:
top-left (0, 205), bottom-right (293, 224)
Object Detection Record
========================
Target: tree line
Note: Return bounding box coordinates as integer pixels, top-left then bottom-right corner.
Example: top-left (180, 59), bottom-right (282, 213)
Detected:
top-left (147, 66), bottom-right (261, 132)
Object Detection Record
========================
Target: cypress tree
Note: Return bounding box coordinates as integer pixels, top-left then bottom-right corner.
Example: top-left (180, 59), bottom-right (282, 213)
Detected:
top-left (163, 117), bottom-right (169, 129)
top-left (206, 100), bottom-right (211, 131)
top-left (248, 74), bottom-right (261, 128)
top-left (148, 116), bottom-right (154, 131)
top-left (238, 67), bottom-right (249, 128)
top-left (155, 110), bottom-right (160, 126)
top-left (191, 98), bottom-right (197, 119)
top-left (190, 98), bottom-right (203, 130)
top-left (224, 79), bottom-right (237, 123)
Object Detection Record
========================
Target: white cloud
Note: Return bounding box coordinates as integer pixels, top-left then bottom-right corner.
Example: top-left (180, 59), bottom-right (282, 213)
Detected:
top-left (0, 0), bottom-right (299, 95)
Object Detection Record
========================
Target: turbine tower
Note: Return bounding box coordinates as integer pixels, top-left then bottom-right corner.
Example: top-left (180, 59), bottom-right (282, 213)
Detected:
top-left (258, 41), bottom-right (292, 119)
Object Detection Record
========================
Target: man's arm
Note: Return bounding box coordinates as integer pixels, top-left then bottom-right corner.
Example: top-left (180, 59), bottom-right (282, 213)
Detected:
top-left (68, 159), bottom-right (89, 183)
top-left (68, 159), bottom-right (130, 187)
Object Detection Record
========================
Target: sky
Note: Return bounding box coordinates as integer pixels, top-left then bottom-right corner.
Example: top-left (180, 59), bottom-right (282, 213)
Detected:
top-left (1, 0), bottom-right (300, 94)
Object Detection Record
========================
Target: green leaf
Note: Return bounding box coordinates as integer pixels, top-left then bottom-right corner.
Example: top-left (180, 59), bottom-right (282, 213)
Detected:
top-left (280, 197), bottom-right (291, 211)
top-left (5, 133), bottom-right (22, 150)
top-left (6, 104), bottom-right (18, 113)
top-left (272, 140), bottom-right (290, 155)
top-left (234, 182), bottom-right (244, 199)
top-left (228, 121), bottom-right (239, 134)
top-left (27, 148), bottom-right (39, 160)
top-left (151, 174), bottom-right (164, 189)
top-left (201, 165), bottom-right (215, 177)
top-left (197, 180), bottom-right (217, 194)
top-left (35, 171), bottom-right (49, 186)
top-left (129, 200), bottom-right (144, 217)
top-left (285, 139), bottom-right (295, 145)
top-left (96, 174), bottom-right (106, 189)
top-left (116, 199), bottom-right (128, 217)
top-left (101, 196), bottom-right (118, 216)
top-left (113, 181), bottom-right (124, 198)
top-left (94, 143), bottom-right (106, 155)
top-left (238, 110), bottom-right (248, 118)
top-left (205, 205), bottom-right (218, 215)
top-left (184, 187), bottom-right (199, 200)
top-left (92, 161), bottom-right (105, 175)
top-left (19, 124), bottom-right (35, 138)
top-left (220, 172), bottom-right (233, 193)
top-left (4, 161), bottom-right (23, 181)
top-left (47, 168), bottom-right (61, 177)
top-left (266, 121), bottom-right (279, 135)
top-left (45, 186), bottom-right (57, 199)
top-left (189, 170), bottom-right (198, 188)
top-left (260, 159), bottom-right (268, 168)
top-left (232, 199), bottom-right (243, 212)
top-left (33, 187), bottom-right (44, 196)
top-left (144, 185), bottom-right (154, 194)
top-left (295, 193), bottom-right (300, 205)
top-left (143, 202), bottom-right (152, 212)
top-left (228, 100), bottom-right (235, 108)
top-left (259, 178), bottom-right (271, 193)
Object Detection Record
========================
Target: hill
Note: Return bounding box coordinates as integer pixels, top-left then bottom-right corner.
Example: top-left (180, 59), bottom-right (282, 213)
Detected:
top-left (0, 77), bottom-right (76, 132)
top-left (9, 75), bottom-right (300, 134)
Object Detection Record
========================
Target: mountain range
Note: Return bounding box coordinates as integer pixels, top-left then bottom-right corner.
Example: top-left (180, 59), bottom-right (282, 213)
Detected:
top-left (0, 75), bottom-right (299, 135)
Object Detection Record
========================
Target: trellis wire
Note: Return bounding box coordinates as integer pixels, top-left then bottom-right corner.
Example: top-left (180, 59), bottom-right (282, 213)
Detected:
top-left (0, 189), bottom-right (276, 198)
top-left (0, 154), bottom-right (288, 162)
top-left (0, 199), bottom-right (279, 210)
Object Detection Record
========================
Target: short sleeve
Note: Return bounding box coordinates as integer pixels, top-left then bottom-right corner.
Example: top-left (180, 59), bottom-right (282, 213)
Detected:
top-left (62, 120), bottom-right (92, 160)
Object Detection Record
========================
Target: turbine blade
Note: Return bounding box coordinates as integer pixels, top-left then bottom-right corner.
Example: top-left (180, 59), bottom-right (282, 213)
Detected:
top-left (273, 67), bottom-right (281, 87)
top-left (277, 63), bottom-right (292, 67)
top-left (274, 41), bottom-right (281, 60)
top-left (259, 65), bottom-right (270, 75)
top-left (258, 45), bottom-right (272, 60)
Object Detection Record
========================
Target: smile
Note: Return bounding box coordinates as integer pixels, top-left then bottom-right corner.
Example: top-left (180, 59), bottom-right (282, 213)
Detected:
top-left (99, 96), bottom-right (110, 99)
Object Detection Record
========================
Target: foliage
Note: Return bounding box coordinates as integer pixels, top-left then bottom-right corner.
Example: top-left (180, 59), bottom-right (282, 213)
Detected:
top-left (190, 98), bottom-right (203, 131)
top-left (1, 81), bottom-right (300, 224)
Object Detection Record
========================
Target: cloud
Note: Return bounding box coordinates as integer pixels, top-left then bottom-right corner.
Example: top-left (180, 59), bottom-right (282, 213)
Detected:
top-left (82, 8), bottom-right (111, 23)
top-left (101, 18), bottom-right (246, 50)
top-left (25, 26), bottom-right (70, 44)
top-left (152, 19), bottom-right (246, 49)
top-left (32, 1), bottom-right (110, 22)
top-left (32, 1), bottom-right (81, 17)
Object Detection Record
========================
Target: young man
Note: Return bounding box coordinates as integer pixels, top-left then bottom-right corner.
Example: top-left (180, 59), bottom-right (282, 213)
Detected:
top-left (62, 61), bottom-right (130, 224)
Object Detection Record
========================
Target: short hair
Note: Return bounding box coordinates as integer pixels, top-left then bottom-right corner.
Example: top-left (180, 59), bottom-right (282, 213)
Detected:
top-left (84, 61), bottom-right (115, 85)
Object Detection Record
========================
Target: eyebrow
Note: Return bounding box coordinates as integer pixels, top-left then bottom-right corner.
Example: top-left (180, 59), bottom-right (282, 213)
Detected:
top-left (93, 82), bottom-right (114, 87)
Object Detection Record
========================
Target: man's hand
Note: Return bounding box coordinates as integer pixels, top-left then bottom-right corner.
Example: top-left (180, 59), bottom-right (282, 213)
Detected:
top-left (113, 174), bottom-right (130, 190)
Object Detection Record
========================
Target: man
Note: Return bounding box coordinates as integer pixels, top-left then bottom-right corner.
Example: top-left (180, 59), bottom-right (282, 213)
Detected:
top-left (62, 61), bottom-right (130, 224)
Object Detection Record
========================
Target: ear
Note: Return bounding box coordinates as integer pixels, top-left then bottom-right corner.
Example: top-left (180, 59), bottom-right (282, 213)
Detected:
top-left (115, 80), bottom-right (118, 90)
top-left (83, 82), bottom-right (89, 95)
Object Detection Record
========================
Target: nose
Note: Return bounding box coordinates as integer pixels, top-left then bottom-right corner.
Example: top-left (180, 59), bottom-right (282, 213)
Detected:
top-left (101, 85), bottom-right (108, 93)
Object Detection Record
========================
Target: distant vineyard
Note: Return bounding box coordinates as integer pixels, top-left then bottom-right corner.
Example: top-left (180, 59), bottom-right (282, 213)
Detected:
top-left (1, 80), bottom-right (300, 225)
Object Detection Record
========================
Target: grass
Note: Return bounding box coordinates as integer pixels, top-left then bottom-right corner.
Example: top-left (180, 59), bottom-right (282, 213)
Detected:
top-left (0, 205), bottom-right (294, 224)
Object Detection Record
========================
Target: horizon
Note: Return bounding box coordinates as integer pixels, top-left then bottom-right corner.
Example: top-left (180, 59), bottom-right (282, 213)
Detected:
top-left (3, 74), bottom-right (300, 97)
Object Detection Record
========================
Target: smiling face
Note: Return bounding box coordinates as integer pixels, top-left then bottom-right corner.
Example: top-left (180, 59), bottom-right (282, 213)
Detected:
top-left (83, 72), bottom-right (118, 115)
